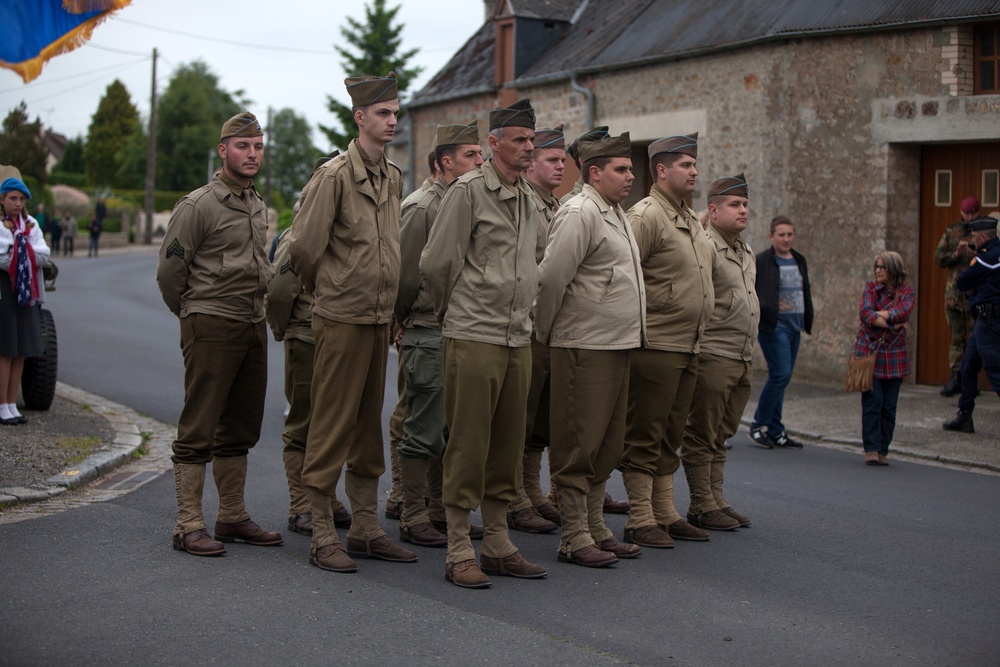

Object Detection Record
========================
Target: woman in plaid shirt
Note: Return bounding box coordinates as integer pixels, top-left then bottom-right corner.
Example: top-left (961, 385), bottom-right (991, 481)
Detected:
top-left (852, 251), bottom-right (914, 466)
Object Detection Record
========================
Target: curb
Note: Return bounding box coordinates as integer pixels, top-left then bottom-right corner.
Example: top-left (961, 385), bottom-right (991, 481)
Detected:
top-left (0, 383), bottom-right (148, 510)
top-left (739, 416), bottom-right (1000, 474)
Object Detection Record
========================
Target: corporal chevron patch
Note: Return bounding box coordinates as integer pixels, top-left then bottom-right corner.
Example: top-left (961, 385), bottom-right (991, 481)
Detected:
top-left (165, 239), bottom-right (185, 260)
top-left (280, 260), bottom-right (292, 274)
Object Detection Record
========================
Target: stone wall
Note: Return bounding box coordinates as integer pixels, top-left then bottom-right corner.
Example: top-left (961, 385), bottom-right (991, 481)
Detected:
top-left (407, 25), bottom-right (1000, 382)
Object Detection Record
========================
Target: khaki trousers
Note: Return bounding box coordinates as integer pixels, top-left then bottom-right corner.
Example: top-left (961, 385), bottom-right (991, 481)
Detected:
top-left (621, 348), bottom-right (698, 476)
top-left (511, 334), bottom-right (552, 511)
top-left (302, 317), bottom-right (388, 496)
top-left (549, 348), bottom-right (630, 552)
top-left (442, 338), bottom-right (530, 509)
top-left (682, 354), bottom-right (752, 514)
top-left (171, 314), bottom-right (267, 465)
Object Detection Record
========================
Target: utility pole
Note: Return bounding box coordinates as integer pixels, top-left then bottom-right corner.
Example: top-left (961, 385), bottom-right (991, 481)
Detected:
top-left (264, 106), bottom-right (272, 209)
top-left (143, 47), bottom-right (157, 244)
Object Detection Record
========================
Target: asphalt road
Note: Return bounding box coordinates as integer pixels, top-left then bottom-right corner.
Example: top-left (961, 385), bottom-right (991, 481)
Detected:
top-left (1, 251), bottom-right (998, 666)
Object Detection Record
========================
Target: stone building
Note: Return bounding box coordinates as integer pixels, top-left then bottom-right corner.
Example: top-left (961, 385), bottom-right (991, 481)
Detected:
top-left (405, 0), bottom-right (1000, 386)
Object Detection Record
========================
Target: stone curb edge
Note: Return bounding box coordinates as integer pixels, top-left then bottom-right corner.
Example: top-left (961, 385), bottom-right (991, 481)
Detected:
top-left (0, 383), bottom-right (149, 510)
top-left (739, 416), bottom-right (1000, 474)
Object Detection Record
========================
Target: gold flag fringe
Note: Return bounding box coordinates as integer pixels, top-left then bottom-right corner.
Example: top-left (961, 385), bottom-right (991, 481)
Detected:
top-left (0, 0), bottom-right (133, 83)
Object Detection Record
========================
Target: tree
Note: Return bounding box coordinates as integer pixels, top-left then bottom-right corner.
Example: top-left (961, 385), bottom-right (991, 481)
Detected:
top-left (114, 122), bottom-right (148, 190)
top-left (0, 102), bottom-right (48, 189)
top-left (84, 79), bottom-right (140, 188)
top-left (55, 135), bottom-right (85, 174)
top-left (266, 108), bottom-right (322, 205)
top-left (155, 61), bottom-right (241, 191)
top-left (319, 0), bottom-right (422, 150)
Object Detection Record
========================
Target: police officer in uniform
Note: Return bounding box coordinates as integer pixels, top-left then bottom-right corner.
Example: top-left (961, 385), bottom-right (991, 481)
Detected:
top-left (943, 214), bottom-right (1000, 433)
top-left (156, 111), bottom-right (282, 556)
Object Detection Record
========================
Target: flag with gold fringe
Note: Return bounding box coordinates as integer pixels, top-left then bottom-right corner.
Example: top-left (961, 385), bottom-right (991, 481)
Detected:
top-left (0, 0), bottom-right (133, 83)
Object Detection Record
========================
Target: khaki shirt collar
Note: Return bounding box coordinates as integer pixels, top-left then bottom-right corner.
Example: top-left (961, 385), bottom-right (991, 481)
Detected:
top-left (526, 179), bottom-right (558, 213)
top-left (215, 170), bottom-right (256, 209)
top-left (348, 139), bottom-right (388, 203)
top-left (650, 183), bottom-right (695, 230)
top-left (482, 159), bottom-right (521, 202)
top-left (583, 183), bottom-right (628, 235)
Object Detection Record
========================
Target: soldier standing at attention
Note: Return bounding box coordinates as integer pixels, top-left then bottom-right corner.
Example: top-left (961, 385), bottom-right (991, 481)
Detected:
top-left (420, 99), bottom-right (548, 588)
top-left (621, 133), bottom-right (714, 549)
top-left (156, 112), bottom-right (283, 557)
top-left (559, 126), bottom-right (610, 206)
top-left (507, 124), bottom-right (565, 534)
top-left (394, 120), bottom-right (484, 548)
top-left (682, 174), bottom-right (758, 532)
top-left (289, 72), bottom-right (416, 573)
top-left (534, 132), bottom-right (646, 567)
top-left (934, 196), bottom-right (979, 396)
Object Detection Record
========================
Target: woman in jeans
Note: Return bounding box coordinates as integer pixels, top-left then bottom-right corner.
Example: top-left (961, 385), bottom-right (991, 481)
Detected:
top-left (852, 251), bottom-right (914, 465)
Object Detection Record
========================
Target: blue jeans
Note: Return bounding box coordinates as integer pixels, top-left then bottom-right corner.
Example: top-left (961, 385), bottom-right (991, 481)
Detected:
top-left (752, 324), bottom-right (800, 435)
top-left (861, 378), bottom-right (902, 455)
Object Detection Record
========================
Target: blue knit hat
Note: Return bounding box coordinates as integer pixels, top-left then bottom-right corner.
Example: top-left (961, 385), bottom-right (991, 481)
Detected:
top-left (0, 177), bottom-right (31, 199)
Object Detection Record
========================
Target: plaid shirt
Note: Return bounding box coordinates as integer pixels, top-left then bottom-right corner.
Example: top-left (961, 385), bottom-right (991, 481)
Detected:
top-left (852, 280), bottom-right (914, 379)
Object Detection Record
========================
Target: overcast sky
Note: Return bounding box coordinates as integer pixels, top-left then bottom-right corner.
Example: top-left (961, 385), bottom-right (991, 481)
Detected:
top-left (1, 0), bottom-right (487, 147)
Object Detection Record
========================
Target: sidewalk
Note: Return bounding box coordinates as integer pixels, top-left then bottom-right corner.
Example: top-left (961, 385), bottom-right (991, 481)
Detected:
top-left (742, 372), bottom-right (1000, 473)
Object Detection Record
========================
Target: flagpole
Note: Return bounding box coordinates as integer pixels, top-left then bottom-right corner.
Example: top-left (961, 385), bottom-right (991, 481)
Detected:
top-left (143, 46), bottom-right (157, 245)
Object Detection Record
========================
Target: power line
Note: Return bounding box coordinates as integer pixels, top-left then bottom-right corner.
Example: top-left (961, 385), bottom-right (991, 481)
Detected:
top-left (85, 42), bottom-right (149, 57)
top-left (0, 56), bottom-right (148, 94)
top-left (16, 58), bottom-right (147, 107)
top-left (112, 17), bottom-right (338, 55)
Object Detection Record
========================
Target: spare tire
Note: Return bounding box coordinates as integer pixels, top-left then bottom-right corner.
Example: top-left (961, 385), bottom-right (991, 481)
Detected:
top-left (21, 307), bottom-right (58, 411)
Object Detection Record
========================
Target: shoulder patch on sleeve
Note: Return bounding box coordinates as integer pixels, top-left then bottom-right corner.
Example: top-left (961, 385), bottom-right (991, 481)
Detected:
top-left (165, 238), bottom-right (185, 260)
top-left (280, 259), bottom-right (293, 275)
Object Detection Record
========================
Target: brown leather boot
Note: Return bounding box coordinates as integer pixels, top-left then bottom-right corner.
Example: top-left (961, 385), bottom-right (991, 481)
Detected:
top-left (215, 519), bottom-right (284, 545)
top-left (720, 506), bottom-right (752, 527)
top-left (603, 492), bottom-right (630, 514)
top-left (310, 543), bottom-right (357, 573)
top-left (558, 544), bottom-right (618, 567)
top-left (173, 529), bottom-right (226, 556)
top-left (288, 512), bottom-right (313, 535)
top-left (624, 525), bottom-right (674, 548)
top-left (686, 509), bottom-right (739, 531)
top-left (446, 559), bottom-right (491, 588)
top-left (479, 551), bottom-right (547, 578)
top-left (507, 506), bottom-right (558, 533)
top-left (599, 537), bottom-right (641, 559)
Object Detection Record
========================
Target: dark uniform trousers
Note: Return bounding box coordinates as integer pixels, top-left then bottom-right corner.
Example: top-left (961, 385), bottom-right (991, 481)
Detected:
top-left (681, 354), bottom-right (752, 514)
top-left (302, 316), bottom-right (389, 496)
top-left (959, 316), bottom-right (1000, 410)
top-left (945, 306), bottom-right (973, 372)
top-left (171, 313), bottom-right (267, 465)
top-left (400, 326), bottom-right (447, 459)
top-left (549, 348), bottom-right (630, 553)
top-left (622, 348), bottom-right (699, 476)
top-left (510, 334), bottom-right (552, 512)
top-left (283, 338), bottom-right (314, 457)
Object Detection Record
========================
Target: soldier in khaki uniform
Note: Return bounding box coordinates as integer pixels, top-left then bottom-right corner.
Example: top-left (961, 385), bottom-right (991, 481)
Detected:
top-left (559, 126), bottom-right (610, 206)
top-left (934, 196), bottom-right (978, 396)
top-left (156, 111), bottom-right (283, 557)
top-left (288, 72), bottom-right (416, 573)
top-left (534, 133), bottom-right (646, 567)
top-left (265, 202), bottom-right (352, 537)
top-left (621, 133), bottom-right (713, 549)
top-left (507, 124), bottom-right (565, 534)
top-left (421, 99), bottom-right (549, 589)
top-left (682, 174), bottom-right (758, 531)
top-left (395, 120), bottom-right (484, 548)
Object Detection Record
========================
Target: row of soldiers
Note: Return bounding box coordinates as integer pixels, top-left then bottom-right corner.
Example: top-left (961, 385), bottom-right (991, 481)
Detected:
top-left (155, 72), bottom-right (760, 590)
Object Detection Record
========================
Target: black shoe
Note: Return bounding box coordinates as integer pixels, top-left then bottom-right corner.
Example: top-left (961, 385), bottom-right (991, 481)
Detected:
top-left (940, 371), bottom-right (961, 397)
top-left (771, 431), bottom-right (803, 449)
top-left (749, 427), bottom-right (774, 449)
top-left (942, 410), bottom-right (975, 433)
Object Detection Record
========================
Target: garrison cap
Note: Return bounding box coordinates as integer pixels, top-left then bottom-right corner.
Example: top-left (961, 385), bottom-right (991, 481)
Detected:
top-left (533, 124), bottom-right (566, 150)
top-left (220, 111), bottom-right (263, 140)
top-left (313, 150), bottom-right (341, 173)
top-left (966, 215), bottom-right (998, 232)
top-left (346, 72), bottom-right (398, 107)
top-left (568, 126), bottom-right (610, 161)
top-left (578, 132), bottom-right (631, 163)
top-left (435, 119), bottom-right (480, 147)
top-left (707, 172), bottom-right (748, 200)
top-left (489, 99), bottom-right (535, 131)
top-left (648, 132), bottom-right (698, 160)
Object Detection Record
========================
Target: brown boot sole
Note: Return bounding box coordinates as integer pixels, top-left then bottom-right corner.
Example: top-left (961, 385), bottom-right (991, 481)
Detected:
top-left (309, 555), bottom-right (358, 573)
top-left (557, 552), bottom-right (619, 568)
top-left (214, 534), bottom-right (284, 546)
top-left (172, 541), bottom-right (226, 557)
top-left (445, 571), bottom-right (492, 589)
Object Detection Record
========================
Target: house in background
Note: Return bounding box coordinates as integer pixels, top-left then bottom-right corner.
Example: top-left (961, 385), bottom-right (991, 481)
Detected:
top-left (405, 0), bottom-right (1000, 386)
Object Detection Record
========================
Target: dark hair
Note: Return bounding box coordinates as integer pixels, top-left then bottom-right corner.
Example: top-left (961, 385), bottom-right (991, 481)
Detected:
top-left (434, 144), bottom-right (460, 173)
top-left (426, 151), bottom-right (437, 176)
top-left (770, 215), bottom-right (794, 234)
top-left (581, 157), bottom-right (613, 184)
top-left (649, 152), bottom-right (683, 181)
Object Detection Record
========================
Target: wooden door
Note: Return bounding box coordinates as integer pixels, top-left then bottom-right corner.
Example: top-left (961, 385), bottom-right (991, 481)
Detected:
top-left (918, 143), bottom-right (1000, 386)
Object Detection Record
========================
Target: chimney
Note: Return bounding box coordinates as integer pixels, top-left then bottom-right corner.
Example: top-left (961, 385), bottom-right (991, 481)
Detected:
top-left (484, 0), bottom-right (496, 22)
